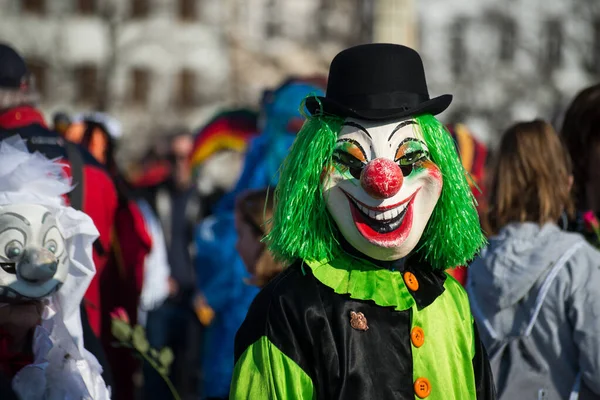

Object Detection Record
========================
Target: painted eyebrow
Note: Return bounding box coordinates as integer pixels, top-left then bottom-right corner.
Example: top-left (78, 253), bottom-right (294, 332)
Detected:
top-left (0, 212), bottom-right (31, 226)
top-left (397, 137), bottom-right (427, 148)
top-left (342, 121), bottom-right (372, 139)
top-left (388, 120), bottom-right (417, 142)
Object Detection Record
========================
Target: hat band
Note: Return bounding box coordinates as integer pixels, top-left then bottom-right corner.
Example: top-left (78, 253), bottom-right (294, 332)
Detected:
top-left (332, 91), bottom-right (430, 111)
top-left (0, 77), bottom-right (22, 89)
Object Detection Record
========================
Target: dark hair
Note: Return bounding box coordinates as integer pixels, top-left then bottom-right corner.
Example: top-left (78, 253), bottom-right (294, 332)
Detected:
top-left (235, 188), bottom-right (284, 288)
top-left (487, 120), bottom-right (574, 234)
top-left (561, 83), bottom-right (600, 209)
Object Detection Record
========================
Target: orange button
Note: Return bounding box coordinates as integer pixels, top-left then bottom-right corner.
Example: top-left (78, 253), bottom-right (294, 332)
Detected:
top-left (411, 326), bottom-right (425, 348)
top-left (414, 377), bottom-right (431, 398)
top-left (404, 271), bottom-right (419, 291)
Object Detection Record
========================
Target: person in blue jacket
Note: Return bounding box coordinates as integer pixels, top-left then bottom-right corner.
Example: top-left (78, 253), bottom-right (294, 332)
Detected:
top-left (194, 77), bottom-right (325, 400)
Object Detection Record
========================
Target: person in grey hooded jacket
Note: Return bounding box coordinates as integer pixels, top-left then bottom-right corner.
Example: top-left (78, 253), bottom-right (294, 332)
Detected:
top-left (468, 120), bottom-right (600, 399)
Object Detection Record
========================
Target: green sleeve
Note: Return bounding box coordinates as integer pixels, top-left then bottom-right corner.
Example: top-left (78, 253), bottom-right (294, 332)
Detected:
top-left (229, 336), bottom-right (316, 400)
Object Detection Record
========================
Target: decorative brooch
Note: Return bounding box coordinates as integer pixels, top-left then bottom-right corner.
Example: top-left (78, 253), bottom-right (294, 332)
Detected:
top-left (349, 311), bottom-right (369, 331)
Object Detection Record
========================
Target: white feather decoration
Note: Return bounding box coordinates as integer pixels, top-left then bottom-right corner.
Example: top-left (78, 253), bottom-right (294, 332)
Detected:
top-left (0, 136), bottom-right (73, 207)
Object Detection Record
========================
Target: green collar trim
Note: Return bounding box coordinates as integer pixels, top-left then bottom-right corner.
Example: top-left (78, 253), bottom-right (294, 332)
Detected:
top-left (304, 252), bottom-right (416, 311)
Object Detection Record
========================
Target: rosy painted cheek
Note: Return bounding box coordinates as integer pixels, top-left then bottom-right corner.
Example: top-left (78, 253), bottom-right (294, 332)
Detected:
top-left (421, 160), bottom-right (442, 183)
top-left (407, 160), bottom-right (442, 191)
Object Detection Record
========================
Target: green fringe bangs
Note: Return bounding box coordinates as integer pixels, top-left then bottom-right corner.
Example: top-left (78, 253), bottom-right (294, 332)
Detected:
top-left (267, 112), bottom-right (486, 269)
top-left (415, 114), bottom-right (487, 268)
top-left (265, 115), bottom-right (343, 263)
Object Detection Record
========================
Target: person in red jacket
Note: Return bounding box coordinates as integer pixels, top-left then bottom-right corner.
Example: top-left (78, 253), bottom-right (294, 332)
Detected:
top-left (65, 112), bottom-right (151, 400)
top-left (0, 42), bottom-right (117, 389)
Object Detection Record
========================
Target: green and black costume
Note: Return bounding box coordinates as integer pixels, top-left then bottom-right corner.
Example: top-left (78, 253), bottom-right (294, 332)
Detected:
top-left (230, 44), bottom-right (496, 400)
top-left (231, 251), bottom-right (495, 399)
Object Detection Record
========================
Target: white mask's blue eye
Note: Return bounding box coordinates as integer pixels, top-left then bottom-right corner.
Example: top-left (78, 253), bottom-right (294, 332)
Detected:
top-left (46, 240), bottom-right (57, 254)
top-left (43, 227), bottom-right (64, 257)
top-left (5, 241), bottom-right (23, 259)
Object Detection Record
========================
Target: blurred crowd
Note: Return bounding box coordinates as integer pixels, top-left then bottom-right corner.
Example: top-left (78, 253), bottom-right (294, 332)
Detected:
top-left (1, 38), bottom-right (600, 400)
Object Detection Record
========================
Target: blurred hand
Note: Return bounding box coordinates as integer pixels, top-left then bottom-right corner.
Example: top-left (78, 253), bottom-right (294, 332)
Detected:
top-left (194, 294), bottom-right (215, 327)
top-left (167, 277), bottom-right (179, 297)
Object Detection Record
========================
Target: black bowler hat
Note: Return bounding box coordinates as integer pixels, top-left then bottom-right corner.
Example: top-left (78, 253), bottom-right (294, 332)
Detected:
top-left (306, 43), bottom-right (452, 120)
top-left (0, 43), bottom-right (28, 89)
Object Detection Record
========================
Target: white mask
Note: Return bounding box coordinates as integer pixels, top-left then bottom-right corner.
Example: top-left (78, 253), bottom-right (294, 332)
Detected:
top-left (322, 118), bottom-right (443, 261)
top-left (0, 204), bottom-right (68, 300)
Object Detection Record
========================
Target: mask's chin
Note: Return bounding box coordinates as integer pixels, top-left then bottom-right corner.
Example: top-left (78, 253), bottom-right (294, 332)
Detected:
top-left (344, 235), bottom-right (413, 261)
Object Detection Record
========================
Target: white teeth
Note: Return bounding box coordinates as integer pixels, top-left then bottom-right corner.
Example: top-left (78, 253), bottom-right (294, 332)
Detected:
top-left (352, 198), bottom-right (408, 222)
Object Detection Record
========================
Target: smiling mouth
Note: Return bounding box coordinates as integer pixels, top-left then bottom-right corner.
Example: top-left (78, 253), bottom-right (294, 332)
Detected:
top-left (342, 189), bottom-right (419, 246)
top-left (349, 197), bottom-right (409, 233)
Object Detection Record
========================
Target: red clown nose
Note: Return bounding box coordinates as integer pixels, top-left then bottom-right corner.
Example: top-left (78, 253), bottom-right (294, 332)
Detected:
top-left (360, 158), bottom-right (403, 199)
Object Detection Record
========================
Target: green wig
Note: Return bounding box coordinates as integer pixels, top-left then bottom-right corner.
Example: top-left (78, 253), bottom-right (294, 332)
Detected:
top-left (266, 112), bottom-right (486, 269)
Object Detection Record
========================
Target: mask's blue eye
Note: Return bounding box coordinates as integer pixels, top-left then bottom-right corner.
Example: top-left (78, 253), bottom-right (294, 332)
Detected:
top-left (46, 240), bottom-right (57, 254)
top-left (5, 241), bottom-right (23, 259)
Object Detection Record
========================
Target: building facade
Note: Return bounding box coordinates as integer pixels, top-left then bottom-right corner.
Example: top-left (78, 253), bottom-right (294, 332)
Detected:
top-left (418, 0), bottom-right (600, 144)
top-left (0, 0), bottom-right (230, 158)
top-left (0, 0), bottom-right (416, 158)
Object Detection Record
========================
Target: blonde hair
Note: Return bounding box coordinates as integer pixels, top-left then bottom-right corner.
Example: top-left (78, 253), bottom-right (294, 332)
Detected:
top-left (236, 188), bottom-right (284, 287)
top-left (486, 120), bottom-right (574, 234)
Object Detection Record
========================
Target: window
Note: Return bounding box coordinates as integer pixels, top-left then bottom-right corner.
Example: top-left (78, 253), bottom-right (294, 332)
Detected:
top-left (178, 0), bottom-right (196, 21)
top-left (591, 19), bottom-right (600, 73)
top-left (175, 68), bottom-right (196, 107)
top-left (499, 17), bottom-right (517, 62)
top-left (131, 0), bottom-right (149, 18)
top-left (542, 19), bottom-right (563, 71)
top-left (74, 65), bottom-right (98, 103)
top-left (22, 0), bottom-right (45, 15)
top-left (265, 0), bottom-right (281, 38)
top-left (77, 0), bottom-right (96, 14)
top-left (450, 19), bottom-right (467, 78)
top-left (316, 0), bottom-right (331, 39)
top-left (131, 68), bottom-right (150, 105)
top-left (354, 0), bottom-right (374, 44)
top-left (26, 59), bottom-right (48, 100)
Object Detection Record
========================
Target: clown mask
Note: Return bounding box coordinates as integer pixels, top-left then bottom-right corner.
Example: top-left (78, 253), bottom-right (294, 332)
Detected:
top-left (0, 204), bottom-right (68, 301)
top-left (322, 118), bottom-right (443, 261)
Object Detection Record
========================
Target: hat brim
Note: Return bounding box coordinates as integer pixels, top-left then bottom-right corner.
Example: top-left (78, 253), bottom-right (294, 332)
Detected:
top-left (305, 94), bottom-right (453, 121)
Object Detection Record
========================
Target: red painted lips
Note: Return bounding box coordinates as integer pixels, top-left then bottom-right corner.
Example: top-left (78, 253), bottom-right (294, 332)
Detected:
top-left (344, 190), bottom-right (419, 247)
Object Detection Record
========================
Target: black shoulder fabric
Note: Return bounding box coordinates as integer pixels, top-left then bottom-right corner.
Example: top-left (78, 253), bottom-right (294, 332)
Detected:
top-left (234, 263), bottom-right (310, 364)
top-left (0, 124), bottom-right (66, 159)
top-left (472, 321), bottom-right (497, 399)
